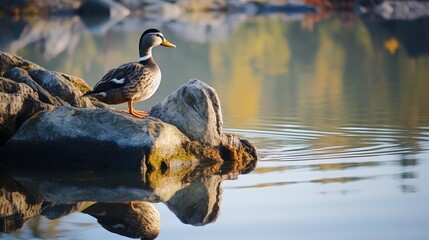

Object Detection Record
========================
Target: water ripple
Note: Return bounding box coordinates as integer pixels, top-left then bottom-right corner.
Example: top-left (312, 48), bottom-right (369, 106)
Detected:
top-left (224, 121), bottom-right (429, 162)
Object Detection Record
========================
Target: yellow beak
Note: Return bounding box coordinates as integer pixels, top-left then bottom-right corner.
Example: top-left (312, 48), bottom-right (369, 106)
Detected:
top-left (161, 40), bottom-right (176, 48)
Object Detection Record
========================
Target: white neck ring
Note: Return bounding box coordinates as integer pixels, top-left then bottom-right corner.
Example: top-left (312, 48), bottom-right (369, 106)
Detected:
top-left (139, 54), bottom-right (151, 62)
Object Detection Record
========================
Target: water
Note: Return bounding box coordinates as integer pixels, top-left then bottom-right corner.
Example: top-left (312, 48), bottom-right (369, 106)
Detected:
top-left (1, 11), bottom-right (429, 240)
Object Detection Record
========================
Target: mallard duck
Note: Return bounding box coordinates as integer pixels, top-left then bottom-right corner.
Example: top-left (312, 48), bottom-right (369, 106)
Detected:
top-left (82, 28), bottom-right (176, 118)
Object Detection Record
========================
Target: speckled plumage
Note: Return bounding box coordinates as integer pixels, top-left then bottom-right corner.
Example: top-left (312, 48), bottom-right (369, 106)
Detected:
top-left (89, 59), bottom-right (161, 105)
top-left (82, 28), bottom-right (176, 118)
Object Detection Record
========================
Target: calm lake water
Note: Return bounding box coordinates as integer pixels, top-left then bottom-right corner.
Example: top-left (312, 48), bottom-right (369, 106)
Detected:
top-left (1, 11), bottom-right (429, 240)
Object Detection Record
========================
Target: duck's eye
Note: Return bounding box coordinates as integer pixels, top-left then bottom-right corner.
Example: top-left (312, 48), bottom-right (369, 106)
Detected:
top-left (155, 33), bottom-right (164, 40)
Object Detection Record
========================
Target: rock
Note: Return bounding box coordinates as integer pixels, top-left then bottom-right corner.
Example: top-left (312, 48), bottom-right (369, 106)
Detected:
top-left (150, 79), bottom-right (257, 166)
top-left (175, 0), bottom-right (228, 11)
top-left (0, 77), bottom-right (54, 145)
top-left (0, 51), bottom-right (41, 76)
top-left (0, 0), bottom-right (131, 16)
top-left (142, 1), bottom-right (184, 20)
top-left (357, 0), bottom-right (429, 20)
top-left (4, 67), bottom-right (64, 106)
top-left (165, 13), bottom-right (245, 43)
top-left (0, 51), bottom-right (105, 144)
top-left (0, 51), bottom-right (101, 108)
top-left (150, 79), bottom-right (257, 165)
top-left (1, 106), bottom-right (193, 170)
top-left (77, 0), bottom-right (130, 17)
top-left (1, 16), bottom-right (85, 60)
top-left (78, 0), bottom-right (130, 36)
top-left (150, 79), bottom-right (223, 146)
top-left (232, 1), bottom-right (317, 14)
top-left (0, 0), bottom-right (82, 15)
top-left (28, 69), bottom-right (94, 108)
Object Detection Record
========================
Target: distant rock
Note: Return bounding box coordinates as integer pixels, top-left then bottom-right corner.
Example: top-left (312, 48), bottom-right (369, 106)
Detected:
top-left (230, 1), bottom-right (317, 14)
top-left (175, 0), bottom-right (229, 11)
top-left (0, 0), bottom-right (130, 16)
top-left (357, 0), bottom-right (429, 20)
top-left (77, 0), bottom-right (130, 17)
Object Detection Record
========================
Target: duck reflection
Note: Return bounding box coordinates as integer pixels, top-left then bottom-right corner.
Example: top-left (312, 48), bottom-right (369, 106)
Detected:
top-left (82, 201), bottom-right (160, 240)
top-left (0, 159), bottom-right (256, 239)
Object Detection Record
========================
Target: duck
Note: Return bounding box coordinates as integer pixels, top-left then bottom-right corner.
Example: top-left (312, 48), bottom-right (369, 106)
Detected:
top-left (82, 28), bottom-right (176, 118)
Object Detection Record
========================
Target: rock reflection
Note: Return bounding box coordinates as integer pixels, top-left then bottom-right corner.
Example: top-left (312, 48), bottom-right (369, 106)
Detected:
top-left (0, 13), bottom-right (125, 61)
top-left (165, 174), bottom-right (222, 226)
top-left (0, 169), bottom-right (42, 233)
top-left (0, 158), bottom-right (256, 238)
top-left (1, 16), bottom-right (84, 60)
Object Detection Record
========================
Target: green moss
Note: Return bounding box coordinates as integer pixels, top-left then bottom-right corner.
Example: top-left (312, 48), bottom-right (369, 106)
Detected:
top-left (146, 142), bottom-right (200, 170)
top-left (68, 75), bottom-right (92, 93)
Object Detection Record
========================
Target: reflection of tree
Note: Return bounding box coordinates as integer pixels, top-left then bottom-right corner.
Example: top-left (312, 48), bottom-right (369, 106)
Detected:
top-left (210, 14), bottom-right (429, 156)
top-left (210, 16), bottom-right (291, 125)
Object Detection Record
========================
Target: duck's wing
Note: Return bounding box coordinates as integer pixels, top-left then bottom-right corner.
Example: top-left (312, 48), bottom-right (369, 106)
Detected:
top-left (91, 63), bottom-right (145, 93)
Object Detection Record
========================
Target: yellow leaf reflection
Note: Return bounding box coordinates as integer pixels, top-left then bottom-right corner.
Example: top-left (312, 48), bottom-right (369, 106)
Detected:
top-left (384, 37), bottom-right (400, 54)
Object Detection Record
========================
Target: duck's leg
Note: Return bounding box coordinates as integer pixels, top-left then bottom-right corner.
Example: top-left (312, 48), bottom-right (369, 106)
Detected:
top-left (123, 99), bottom-right (148, 118)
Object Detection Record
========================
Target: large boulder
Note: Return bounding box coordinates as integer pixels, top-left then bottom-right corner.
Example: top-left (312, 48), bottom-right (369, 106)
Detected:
top-left (1, 106), bottom-right (192, 170)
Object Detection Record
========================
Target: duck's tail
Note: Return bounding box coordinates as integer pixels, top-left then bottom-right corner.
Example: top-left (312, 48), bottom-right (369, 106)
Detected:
top-left (81, 91), bottom-right (93, 98)
top-left (81, 91), bottom-right (105, 98)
